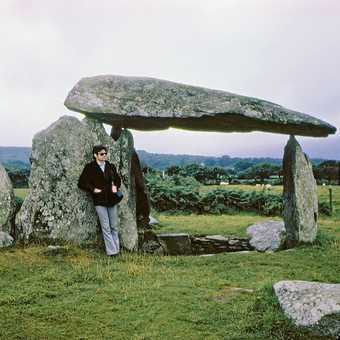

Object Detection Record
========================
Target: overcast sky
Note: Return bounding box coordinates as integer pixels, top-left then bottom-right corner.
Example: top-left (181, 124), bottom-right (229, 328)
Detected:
top-left (1, 0), bottom-right (339, 159)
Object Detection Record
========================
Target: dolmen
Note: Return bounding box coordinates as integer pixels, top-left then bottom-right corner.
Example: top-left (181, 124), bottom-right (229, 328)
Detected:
top-left (12, 75), bottom-right (337, 249)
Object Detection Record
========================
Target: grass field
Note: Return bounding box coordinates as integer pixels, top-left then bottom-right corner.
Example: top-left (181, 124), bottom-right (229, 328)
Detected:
top-left (2, 186), bottom-right (338, 339)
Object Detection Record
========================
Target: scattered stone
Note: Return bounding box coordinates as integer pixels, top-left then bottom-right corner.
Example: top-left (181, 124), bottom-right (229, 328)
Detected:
top-left (274, 280), bottom-right (340, 337)
top-left (16, 116), bottom-right (138, 250)
top-left (64, 75), bottom-right (336, 137)
top-left (157, 233), bottom-right (192, 255)
top-left (213, 286), bottom-right (255, 302)
top-left (0, 164), bottom-right (16, 234)
top-left (43, 245), bottom-right (69, 256)
top-left (283, 136), bottom-right (318, 246)
top-left (149, 215), bottom-right (159, 225)
top-left (247, 220), bottom-right (286, 252)
top-left (0, 231), bottom-right (14, 248)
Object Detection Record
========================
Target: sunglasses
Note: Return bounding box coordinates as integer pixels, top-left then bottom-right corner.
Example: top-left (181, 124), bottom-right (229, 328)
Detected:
top-left (98, 152), bottom-right (107, 156)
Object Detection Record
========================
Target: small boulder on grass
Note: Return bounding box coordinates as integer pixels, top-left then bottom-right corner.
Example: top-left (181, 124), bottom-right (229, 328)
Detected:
top-left (274, 280), bottom-right (340, 337)
top-left (0, 231), bottom-right (14, 248)
top-left (247, 220), bottom-right (286, 252)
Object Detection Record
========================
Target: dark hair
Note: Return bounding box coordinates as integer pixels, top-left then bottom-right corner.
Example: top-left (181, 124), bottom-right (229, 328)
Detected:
top-left (92, 145), bottom-right (107, 159)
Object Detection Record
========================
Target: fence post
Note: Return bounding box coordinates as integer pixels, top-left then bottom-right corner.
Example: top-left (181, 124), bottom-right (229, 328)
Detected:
top-left (329, 187), bottom-right (333, 215)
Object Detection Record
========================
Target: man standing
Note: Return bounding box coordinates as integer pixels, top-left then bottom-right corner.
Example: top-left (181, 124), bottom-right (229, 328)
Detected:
top-left (78, 145), bottom-right (122, 257)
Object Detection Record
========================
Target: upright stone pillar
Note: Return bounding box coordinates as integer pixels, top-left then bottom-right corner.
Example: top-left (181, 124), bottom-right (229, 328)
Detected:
top-left (283, 135), bottom-right (318, 246)
top-left (16, 116), bottom-right (138, 250)
top-left (0, 164), bottom-right (16, 236)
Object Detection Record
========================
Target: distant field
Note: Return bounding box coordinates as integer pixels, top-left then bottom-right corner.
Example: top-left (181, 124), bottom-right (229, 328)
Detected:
top-left (14, 188), bottom-right (29, 199)
top-left (201, 184), bottom-right (340, 209)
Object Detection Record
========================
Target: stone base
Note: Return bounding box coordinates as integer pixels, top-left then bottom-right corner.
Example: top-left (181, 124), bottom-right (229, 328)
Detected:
top-left (138, 230), bottom-right (252, 256)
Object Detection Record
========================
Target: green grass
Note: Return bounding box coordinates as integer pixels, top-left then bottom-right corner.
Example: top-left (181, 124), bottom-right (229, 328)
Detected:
top-left (1, 232), bottom-right (339, 339)
top-left (152, 212), bottom-right (282, 236)
top-left (14, 188), bottom-right (29, 199)
top-left (3, 185), bottom-right (339, 339)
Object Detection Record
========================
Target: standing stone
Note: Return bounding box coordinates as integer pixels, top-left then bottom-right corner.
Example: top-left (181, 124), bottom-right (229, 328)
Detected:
top-left (0, 164), bottom-right (16, 234)
top-left (283, 136), bottom-right (318, 246)
top-left (110, 128), bottom-right (138, 250)
top-left (16, 116), bottom-right (138, 250)
top-left (131, 149), bottom-right (150, 229)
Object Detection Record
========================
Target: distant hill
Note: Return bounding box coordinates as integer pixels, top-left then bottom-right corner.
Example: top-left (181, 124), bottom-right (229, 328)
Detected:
top-left (0, 146), bottom-right (329, 171)
top-left (0, 147), bottom-right (31, 165)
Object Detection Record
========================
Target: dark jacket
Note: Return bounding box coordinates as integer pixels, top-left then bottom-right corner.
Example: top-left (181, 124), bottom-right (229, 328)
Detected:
top-left (78, 160), bottom-right (122, 207)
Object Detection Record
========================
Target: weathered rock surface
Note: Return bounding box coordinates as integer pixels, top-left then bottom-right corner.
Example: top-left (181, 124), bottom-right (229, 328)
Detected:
top-left (0, 231), bottom-right (14, 248)
top-left (274, 280), bottom-right (340, 337)
top-left (190, 234), bottom-right (252, 254)
top-left (157, 233), bottom-right (192, 255)
top-left (0, 164), bottom-right (16, 234)
top-left (131, 149), bottom-right (150, 228)
top-left (138, 231), bottom-right (252, 255)
top-left (16, 116), bottom-right (138, 250)
top-left (283, 136), bottom-right (318, 246)
top-left (247, 220), bottom-right (286, 252)
top-left (64, 75), bottom-right (336, 137)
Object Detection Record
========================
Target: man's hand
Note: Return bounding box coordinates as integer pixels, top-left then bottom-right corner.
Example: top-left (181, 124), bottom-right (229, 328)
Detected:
top-left (94, 188), bottom-right (102, 193)
top-left (112, 185), bottom-right (117, 193)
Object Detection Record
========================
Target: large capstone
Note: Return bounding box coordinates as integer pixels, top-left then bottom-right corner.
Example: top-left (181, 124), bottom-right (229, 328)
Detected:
top-left (0, 164), bottom-right (16, 234)
top-left (283, 136), bottom-right (318, 246)
top-left (64, 75), bottom-right (336, 137)
top-left (16, 116), bottom-right (138, 250)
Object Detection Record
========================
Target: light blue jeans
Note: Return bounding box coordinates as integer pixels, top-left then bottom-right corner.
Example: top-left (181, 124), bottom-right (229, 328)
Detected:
top-left (95, 205), bottom-right (120, 255)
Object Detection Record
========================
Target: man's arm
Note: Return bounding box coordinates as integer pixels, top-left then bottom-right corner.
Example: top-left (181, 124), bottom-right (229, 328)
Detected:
top-left (109, 162), bottom-right (121, 189)
top-left (78, 164), bottom-right (95, 193)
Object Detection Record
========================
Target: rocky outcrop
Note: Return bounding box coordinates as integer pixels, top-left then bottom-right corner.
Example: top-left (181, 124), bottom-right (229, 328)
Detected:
top-left (0, 164), bottom-right (16, 234)
top-left (247, 220), bottom-right (286, 252)
top-left (16, 116), bottom-right (138, 250)
top-left (283, 136), bottom-right (318, 246)
top-left (274, 280), bottom-right (340, 337)
top-left (64, 75), bottom-right (336, 137)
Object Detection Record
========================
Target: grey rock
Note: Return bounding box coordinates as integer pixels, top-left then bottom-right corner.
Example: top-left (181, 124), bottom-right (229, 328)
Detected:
top-left (283, 136), bottom-right (318, 246)
top-left (0, 231), bottom-right (14, 248)
top-left (157, 233), bottom-right (192, 255)
top-left (64, 75), bottom-right (336, 137)
top-left (274, 280), bottom-right (340, 337)
top-left (16, 116), bottom-right (138, 250)
top-left (140, 240), bottom-right (166, 255)
top-left (0, 164), bottom-right (16, 234)
top-left (131, 149), bottom-right (150, 229)
top-left (190, 234), bottom-right (252, 254)
top-left (247, 220), bottom-right (286, 252)
top-left (149, 215), bottom-right (159, 225)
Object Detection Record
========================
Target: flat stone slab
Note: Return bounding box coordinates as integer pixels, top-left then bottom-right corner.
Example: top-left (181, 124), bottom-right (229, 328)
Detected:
top-left (65, 75), bottom-right (336, 137)
top-left (191, 234), bottom-right (252, 254)
top-left (274, 280), bottom-right (340, 336)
